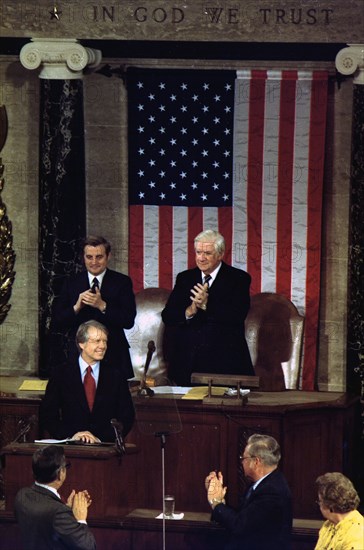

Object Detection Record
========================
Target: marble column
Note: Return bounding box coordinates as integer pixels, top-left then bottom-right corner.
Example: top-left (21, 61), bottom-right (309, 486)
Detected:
top-left (336, 44), bottom-right (364, 497)
top-left (20, 39), bottom-right (102, 377)
top-left (335, 45), bottom-right (364, 391)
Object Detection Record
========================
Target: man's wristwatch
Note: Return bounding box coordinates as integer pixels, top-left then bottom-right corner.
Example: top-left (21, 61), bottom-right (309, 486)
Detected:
top-left (101, 303), bottom-right (107, 313)
top-left (200, 303), bottom-right (207, 310)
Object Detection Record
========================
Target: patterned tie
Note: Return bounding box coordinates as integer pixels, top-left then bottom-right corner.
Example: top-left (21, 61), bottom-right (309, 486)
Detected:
top-left (91, 277), bottom-right (99, 293)
top-left (203, 274), bottom-right (212, 287)
top-left (84, 366), bottom-right (96, 411)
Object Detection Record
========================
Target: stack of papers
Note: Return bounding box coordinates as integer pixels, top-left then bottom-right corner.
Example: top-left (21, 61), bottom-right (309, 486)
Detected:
top-left (18, 380), bottom-right (48, 391)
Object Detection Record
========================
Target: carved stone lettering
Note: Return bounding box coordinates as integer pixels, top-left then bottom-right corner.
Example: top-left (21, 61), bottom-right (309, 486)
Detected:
top-left (204, 6), bottom-right (240, 24)
top-left (259, 8), bottom-right (334, 25)
top-left (133, 7), bottom-right (185, 24)
top-left (0, 1), bottom-right (362, 43)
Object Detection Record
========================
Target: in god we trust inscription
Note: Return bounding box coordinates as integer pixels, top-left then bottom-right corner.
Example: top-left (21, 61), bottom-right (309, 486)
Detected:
top-left (1, 0), bottom-right (363, 43)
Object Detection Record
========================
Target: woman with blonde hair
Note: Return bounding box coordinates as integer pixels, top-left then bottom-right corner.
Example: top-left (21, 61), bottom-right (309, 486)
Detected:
top-left (315, 472), bottom-right (363, 550)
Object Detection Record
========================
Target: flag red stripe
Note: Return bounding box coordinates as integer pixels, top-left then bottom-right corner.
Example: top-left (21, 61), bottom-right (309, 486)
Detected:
top-left (129, 205), bottom-right (144, 293)
top-left (219, 207), bottom-right (232, 264)
top-left (276, 72), bottom-right (297, 297)
top-left (302, 74), bottom-right (328, 390)
top-left (159, 206), bottom-right (173, 289)
top-left (247, 71), bottom-right (266, 294)
top-left (188, 208), bottom-right (203, 268)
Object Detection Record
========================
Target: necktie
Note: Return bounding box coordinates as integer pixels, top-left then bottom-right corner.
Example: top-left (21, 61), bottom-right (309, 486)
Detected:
top-left (84, 366), bottom-right (96, 411)
top-left (203, 274), bottom-right (212, 287)
top-left (245, 485), bottom-right (254, 502)
top-left (91, 277), bottom-right (99, 293)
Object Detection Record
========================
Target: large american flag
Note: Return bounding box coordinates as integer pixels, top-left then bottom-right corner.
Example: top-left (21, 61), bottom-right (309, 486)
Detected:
top-left (127, 67), bottom-right (328, 390)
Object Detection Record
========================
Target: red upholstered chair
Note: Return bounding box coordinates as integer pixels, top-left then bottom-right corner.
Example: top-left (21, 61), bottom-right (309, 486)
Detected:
top-left (245, 292), bottom-right (304, 391)
top-left (125, 287), bottom-right (171, 384)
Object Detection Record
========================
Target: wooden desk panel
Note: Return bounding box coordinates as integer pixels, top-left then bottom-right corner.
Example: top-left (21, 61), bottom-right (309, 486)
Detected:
top-left (0, 378), bottom-right (360, 521)
top-left (0, 509), bottom-right (322, 550)
top-left (129, 391), bottom-right (359, 519)
top-left (2, 443), bottom-right (139, 520)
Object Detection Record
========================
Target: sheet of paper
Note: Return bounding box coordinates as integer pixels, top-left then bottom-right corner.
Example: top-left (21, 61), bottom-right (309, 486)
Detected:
top-left (152, 386), bottom-right (192, 395)
top-left (18, 380), bottom-right (48, 391)
top-left (155, 512), bottom-right (185, 520)
top-left (182, 386), bottom-right (229, 400)
top-left (34, 438), bottom-right (73, 444)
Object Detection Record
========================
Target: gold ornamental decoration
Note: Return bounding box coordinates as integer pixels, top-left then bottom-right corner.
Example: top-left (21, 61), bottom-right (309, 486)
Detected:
top-left (0, 105), bottom-right (16, 324)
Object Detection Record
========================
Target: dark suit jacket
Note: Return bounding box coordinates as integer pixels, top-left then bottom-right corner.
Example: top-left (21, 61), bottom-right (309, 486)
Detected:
top-left (40, 360), bottom-right (135, 441)
top-left (212, 469), bottom-right (292, 550)
top-left (161, 262), bottom-right (254, 385)
top-left (52, 269), bottom-right (136, 378)
top-left (14, 484), bottom-right (96, 550)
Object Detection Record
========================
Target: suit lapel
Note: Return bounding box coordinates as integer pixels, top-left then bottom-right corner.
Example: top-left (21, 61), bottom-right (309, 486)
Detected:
top-left (77, 271), bottom-right (91, 292)
top-left (90, 361), bottom-right (110, 414)
top-left (206, 262), bottom-right (227, 295)
top-left (189, 267), bottom-right (203, 286)
top-left (70, 361), bottom-right (90, 412)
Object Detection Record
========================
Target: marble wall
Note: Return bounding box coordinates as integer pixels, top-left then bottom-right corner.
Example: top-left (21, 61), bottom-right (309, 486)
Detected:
top-left (0, 56), bottom-right (39, 375)
top-left (0, 54), bottom-right (353, 392)
top-left (84, 71), bottom-right (129, 274)
top-left (318, 78), bottom-right (353, 391)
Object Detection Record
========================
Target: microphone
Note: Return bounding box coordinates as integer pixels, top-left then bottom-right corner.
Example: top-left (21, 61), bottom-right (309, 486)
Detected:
top-left (110, 418), bottom-right (126, 456)
top-left (144, 340), bottom-right (156, 377)
top-left (138, 340), bottom-right (156, 396)
top-left (13, 415), bottom-right (37, 443)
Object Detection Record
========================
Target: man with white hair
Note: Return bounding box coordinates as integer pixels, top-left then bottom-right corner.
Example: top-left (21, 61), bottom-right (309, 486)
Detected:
top-left (162, 229), bottom-right (254, 385)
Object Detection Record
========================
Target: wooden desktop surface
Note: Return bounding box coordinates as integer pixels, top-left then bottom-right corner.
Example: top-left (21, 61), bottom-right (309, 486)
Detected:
top-left (0, 375), bottom-right (360, 520)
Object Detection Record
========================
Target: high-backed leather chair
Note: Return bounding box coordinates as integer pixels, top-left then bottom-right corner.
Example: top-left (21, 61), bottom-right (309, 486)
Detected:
top-left (125, 287), bottom-right (171, 383)
top-left (245, 292), bottom-right (304, 390)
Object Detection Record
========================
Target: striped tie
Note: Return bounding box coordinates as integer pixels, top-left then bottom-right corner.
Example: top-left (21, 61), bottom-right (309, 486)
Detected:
top-left (203, 274), bottom-right (212, 287)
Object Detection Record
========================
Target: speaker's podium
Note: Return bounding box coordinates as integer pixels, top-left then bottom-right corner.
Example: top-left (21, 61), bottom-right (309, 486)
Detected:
top-left (1, 441), bottom-right (139, 519)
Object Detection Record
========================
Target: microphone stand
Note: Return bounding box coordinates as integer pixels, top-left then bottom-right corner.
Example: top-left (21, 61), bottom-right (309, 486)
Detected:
top-left (110, 419), bottom-right (126, 457)
top-left (155, 431), bottom-right (170, 550)
top-left (138, 340), bottom-right (156, 397)
top-left (12, 415), bottom-right (37, 443)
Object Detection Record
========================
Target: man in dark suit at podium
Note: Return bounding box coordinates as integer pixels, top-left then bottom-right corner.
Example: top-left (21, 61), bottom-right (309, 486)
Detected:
top-left (162, 229), bottom-right (254, 386)
top-left (41, 320), bottom-right (135, 443)
top-left (15, 445), bottom-right (96, 550)
top-left (52, 235), bottom-right (136, 379)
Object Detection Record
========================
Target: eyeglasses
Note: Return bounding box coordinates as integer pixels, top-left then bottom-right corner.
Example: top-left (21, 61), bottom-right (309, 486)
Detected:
top-left (240, 455), bottom-right (256, 461)
top-left (62, 462), bottom-right (71, 470)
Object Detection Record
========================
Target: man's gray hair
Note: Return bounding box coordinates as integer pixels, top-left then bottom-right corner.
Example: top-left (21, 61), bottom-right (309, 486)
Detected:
top-left (194, 230), bottom-right (225, 255)
top-left (246, 434), bottom-right (281, 466)
top-left (76, 320), bottom-right (108, 352)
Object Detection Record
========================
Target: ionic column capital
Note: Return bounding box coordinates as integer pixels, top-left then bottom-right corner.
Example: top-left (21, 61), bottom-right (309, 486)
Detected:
top-left (335, 44), bottom-right (364, 85)
top-left (20, 38), bottom-right (102, 79)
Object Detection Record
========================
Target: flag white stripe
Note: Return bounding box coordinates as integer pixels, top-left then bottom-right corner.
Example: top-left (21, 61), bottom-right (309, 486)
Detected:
top-left (232, 77), bottom-right (250, 271)
top-left (261, 76), bottom-right (281, 292)
top-left (144, 205), bottom-right (159, 287)
top-left (291, 75), bottom-right (312, 311)
top-left (173, 207), bottom-right (188, 281)
top-left (203, 207), bottom-right (219, 232)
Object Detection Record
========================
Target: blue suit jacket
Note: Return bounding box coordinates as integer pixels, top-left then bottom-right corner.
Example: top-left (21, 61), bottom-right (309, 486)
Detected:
top-left (212, 469), bottom-right (292, 550)
top-left (52, 268), bottom-right (136, 378)
top-left (161, 262), bottom-right (254, 385)
top-left (15, 484), bottom-right (96, 550)
top-left (41, 359), bottom-right (135, 441)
